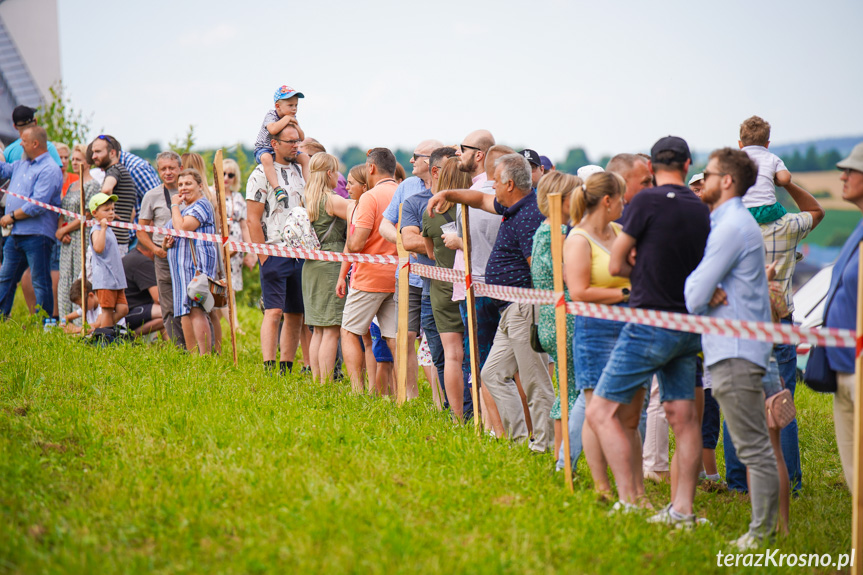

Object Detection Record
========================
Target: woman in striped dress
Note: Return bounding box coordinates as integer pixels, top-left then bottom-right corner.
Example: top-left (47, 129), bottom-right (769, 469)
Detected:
top-left (164, 168), bottom-right (218, 355)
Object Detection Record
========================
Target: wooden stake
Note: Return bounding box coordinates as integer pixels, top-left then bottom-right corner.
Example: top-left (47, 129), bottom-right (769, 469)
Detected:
top-left (852, 241), bottom-right (863, 575)
top-left (461, 206), bottom-right (481, 433)
top-left (79, 164), bottom-right (87, 334)
top-left (395, 204), bottom-right (409, 404)
top-left (549, 193), bottom-right (573, 492)
top-left (212, 150), bottom-right (238, 366)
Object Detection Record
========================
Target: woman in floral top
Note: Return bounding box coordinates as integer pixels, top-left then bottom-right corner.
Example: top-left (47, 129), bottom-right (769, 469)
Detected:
top-left (530, 171), bottom-right (579, 470)
top-left (210, 158), bottom-right (255, 332)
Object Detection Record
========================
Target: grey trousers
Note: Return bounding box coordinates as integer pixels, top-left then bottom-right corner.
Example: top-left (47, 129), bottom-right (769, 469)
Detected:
top-left (481, 302), bottom-right (555, 452)
top-left (154, 255), bottom-right (184, 347)
top-left (710, 358), bottom-right (778, 538)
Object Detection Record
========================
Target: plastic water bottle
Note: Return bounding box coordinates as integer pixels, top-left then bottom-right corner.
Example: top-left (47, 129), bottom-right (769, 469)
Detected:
top-left (43, 318), bottom-right (56, 333)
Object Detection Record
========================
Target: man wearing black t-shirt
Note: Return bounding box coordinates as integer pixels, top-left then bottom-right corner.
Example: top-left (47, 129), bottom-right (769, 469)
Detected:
top-left (122, 244), bottom-right (164, 337)
top-left (585, 136), bottom-right (710, 525)
top-left (90, 135), bottom-right (137, 254)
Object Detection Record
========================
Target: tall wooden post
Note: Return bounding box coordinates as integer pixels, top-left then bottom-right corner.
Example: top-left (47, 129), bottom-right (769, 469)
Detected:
top-left (212, 150), bottom-right (238, 365)
top-left (461, 207), bottom-right (481, 433)
top-left (79, 165), bottom-right (87, 332)
top-left (852, 242), bottom-right (863, 574)
top-left (395, 205), bottom-right (409, 404)
top-left (549, 193), bottom-right (573, 492)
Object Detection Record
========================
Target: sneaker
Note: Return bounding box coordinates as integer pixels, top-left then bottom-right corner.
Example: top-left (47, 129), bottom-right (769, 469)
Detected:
top-left (608, 500), bottom-right (639, 517)
top-left (274, 187), bottom-right (289, 208)
top-left (647, 503), bottom-right (696, 529)
top-left (729, 532), bottom-right (762, 551)
top-left (644, 470), bottom-right (670, 484)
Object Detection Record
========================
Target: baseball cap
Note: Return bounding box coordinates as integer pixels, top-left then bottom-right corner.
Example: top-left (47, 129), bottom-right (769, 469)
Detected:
top-left (650, 136), bottom-right (691, 165)
top-left (837, 142), bottom-right (863, 174)
top-left (273, 85), bottom-right (305, 102)
top-left (519, 149), bottom-right (541, 168)
top-left (688, 173), bottom-right (704, 185)
top-left (12, 105), bottom-right (36, 127)
top-left (88, 192), bottom-right (119, 213)
top-left (540, 155), bottom-right (554, 171)
top-left (187, 274), bottom-right (215, 312)
top-left (577, 165), bottom-right (605, 180)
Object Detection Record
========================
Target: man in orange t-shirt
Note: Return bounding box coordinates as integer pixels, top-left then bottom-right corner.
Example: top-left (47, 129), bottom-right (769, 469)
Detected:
top-left (340, 147), bottom-right (399, 394)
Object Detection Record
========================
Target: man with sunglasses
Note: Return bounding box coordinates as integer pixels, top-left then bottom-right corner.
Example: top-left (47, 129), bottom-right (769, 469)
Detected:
top-left (378, 139), bottom-right (443, 399)
top-left (138, 150), bottom-right (184, 345)
top-left (1, 106), bottom-right (63, 166)
top-left (246, 125), bottom-right (308, 375)
top-left (456, 130), bottom-right (495, 185)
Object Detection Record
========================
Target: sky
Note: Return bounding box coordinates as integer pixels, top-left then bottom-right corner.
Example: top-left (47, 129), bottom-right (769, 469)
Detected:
top-left (57, 0), bottom-right (863, 163)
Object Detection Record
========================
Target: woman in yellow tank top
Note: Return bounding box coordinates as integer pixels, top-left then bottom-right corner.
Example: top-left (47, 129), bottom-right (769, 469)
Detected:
top-left (563, 171), bottom-right (634, 501)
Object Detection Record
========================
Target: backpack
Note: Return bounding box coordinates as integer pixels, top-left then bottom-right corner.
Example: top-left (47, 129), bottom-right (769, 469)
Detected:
top-left (280, 206), bottom-right (321, 250)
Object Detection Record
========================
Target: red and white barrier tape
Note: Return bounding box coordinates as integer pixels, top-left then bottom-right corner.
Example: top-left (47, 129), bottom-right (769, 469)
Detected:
top-left (3, 188), bottom-right (856, 348)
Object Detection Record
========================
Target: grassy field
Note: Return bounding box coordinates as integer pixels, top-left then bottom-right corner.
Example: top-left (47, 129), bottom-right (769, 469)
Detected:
top-left (0, 298), bottom-right (854, 574)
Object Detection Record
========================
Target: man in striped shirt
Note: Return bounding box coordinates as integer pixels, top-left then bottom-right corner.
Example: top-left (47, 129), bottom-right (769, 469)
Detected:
top-left (90, 136), bottom-right (137, 255)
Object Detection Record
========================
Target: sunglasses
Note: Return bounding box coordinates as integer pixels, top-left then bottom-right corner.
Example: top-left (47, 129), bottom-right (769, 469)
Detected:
top-left (224, 173), bottom-right (236, 179)
top-left (459, 144), bottom-right (480, 153)
top-left (412, 153), bottom-right (430, 161)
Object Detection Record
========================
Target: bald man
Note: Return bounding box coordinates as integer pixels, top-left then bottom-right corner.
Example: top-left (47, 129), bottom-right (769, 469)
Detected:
top-left (378, 138), bottom-right (444, 400)
top-left (606, 153), bottom-right (654, 204)
top-left (457, 129), bottom-right (495, 185)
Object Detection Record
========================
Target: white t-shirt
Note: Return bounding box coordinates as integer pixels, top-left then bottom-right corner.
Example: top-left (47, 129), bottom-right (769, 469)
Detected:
top-left (741, 145), bottom-right (788, 208)
top-left (245, 162), bottom-right (305, 245)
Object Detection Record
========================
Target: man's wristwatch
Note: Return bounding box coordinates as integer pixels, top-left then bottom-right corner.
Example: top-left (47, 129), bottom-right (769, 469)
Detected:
top-left (621, 288), bottom-right (630, 303)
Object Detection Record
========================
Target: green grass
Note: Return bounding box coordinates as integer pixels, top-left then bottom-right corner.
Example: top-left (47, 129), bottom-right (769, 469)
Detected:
top-left (0, 297), bottom-right (854, 574)
top-left (802, 209), bottom-right (861, 247)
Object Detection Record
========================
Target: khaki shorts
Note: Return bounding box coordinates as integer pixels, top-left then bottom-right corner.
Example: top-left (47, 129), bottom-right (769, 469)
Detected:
top-left (342, 289), bottom-right (396, 338)
top-left (97, 289), bottom-right (127, 310)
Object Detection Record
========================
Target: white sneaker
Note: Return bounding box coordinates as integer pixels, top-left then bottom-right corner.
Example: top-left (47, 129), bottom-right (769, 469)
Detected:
top-left (608, 500), bottom-right (639, 517)
top-left (729, 532), bottom-right (762, 551)
top-left (647, 503), bottom-right (696, 529)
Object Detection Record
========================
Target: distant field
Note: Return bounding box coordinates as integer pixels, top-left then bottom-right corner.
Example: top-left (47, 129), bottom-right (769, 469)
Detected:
top-left (802, 209), bottom-right (861, 247)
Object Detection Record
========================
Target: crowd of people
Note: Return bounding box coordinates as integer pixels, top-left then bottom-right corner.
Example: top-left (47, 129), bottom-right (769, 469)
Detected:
top-left (1, 89), bottom-right (861, 550)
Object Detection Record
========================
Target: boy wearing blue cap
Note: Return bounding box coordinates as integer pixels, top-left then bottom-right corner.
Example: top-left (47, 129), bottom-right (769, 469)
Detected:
top-left (255, 85), bottom-right (307, 206)
top-left (89, 192), bottom-right (128, 330)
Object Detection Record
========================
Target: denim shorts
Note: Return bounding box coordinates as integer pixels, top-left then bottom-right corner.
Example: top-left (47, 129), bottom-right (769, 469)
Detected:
top-left (255, 146), bottom-right (275, 164)
top-left (595, 323), bottom-right (702, 405)
top-left (574, 315), bottom-right (625, 391)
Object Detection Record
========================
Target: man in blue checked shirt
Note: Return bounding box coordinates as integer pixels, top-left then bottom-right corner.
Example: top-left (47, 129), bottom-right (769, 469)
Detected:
top-left (0, 127), bottom-right (63, 318)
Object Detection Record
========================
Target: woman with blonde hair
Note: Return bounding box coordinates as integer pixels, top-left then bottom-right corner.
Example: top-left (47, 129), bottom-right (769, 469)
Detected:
top-left (56, 143), bottom-right (101, 321)
top-left (530, 171), bottom-right (580, 469)
top-left (209, 158), bottom-right (254, 334)
top-left (563, 171), bottom-right (640, 503)
top-left (336, 164), bottom-right (381, 390)
top-left (302, 152), bottom-right (352, 382)
top-left (421, 156), bottom-right (473, 420)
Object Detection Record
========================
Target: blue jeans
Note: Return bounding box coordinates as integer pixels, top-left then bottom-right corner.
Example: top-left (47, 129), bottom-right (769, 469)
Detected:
top-left (422, 295), bottom-right (447, 406)
top-left (558, 391), bottom-right (586, 471)
top-left (0, 234), bottom-right (54, 318)
top-left (724, 333), bottom-right (802, 492)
